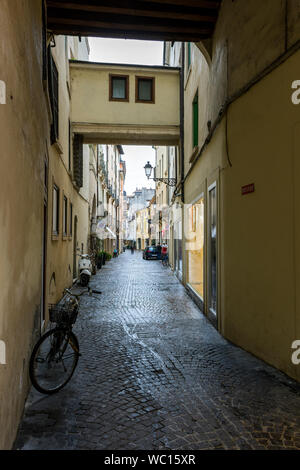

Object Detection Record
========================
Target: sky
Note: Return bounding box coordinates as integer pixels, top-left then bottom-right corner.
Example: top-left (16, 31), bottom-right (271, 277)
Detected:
top-left (88, 38), bottom-right (163, 195)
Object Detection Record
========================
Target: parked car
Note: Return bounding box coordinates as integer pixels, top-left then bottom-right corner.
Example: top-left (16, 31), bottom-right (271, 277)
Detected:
top-left (143, 246), bottom-right (160, 260)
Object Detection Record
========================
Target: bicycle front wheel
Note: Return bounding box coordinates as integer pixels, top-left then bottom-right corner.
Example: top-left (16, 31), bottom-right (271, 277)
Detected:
top-left (29, 327), bottom-right (79, 394)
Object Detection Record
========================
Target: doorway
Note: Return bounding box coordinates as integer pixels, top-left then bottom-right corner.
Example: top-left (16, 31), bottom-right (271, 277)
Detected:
top-left (41, 202), bottom-right (47, 330)
top-left (73, 216), bottom-right (78, 278)
top-left (208, 182), bottom-right (217, 320)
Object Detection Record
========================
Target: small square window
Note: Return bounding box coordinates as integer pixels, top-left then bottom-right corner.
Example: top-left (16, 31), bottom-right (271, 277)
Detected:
top-left (135, 77), bottom-right (155, 103)
top-left (109, 74), bottom-right (129, 102)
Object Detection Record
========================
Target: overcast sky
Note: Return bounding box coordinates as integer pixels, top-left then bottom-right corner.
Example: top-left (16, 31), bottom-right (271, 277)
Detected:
top-left (89, 38), bottom-right (163, 195)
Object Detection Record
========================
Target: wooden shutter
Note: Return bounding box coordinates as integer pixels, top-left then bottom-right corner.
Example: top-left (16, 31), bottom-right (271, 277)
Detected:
top-left (48, 48), bottom-right (59, 144)
top-left (42, 1), bottom-right (47, 82)
top-left (73, 134), bottom-right (83, 188)
top-left (193, 92), bottom-right (198, 148)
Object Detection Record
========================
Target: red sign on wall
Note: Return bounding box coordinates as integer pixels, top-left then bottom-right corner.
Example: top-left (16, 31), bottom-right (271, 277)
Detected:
top-left (241, 183), bottom-right (255, 195)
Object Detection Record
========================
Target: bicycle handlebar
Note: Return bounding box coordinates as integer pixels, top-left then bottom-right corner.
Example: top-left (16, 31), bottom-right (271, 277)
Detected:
top-left (92, 289), bottom-right (102, 294)
top-left (64, 287), bottom-right (102, 298)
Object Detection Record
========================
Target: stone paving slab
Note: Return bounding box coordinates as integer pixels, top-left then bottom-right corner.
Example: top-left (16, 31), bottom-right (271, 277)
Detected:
top-left (15, 251), bottom-right (300, 450)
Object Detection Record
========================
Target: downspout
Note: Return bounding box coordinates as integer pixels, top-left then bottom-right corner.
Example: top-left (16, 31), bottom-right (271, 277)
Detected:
top-left (96, 147), bottom-right (99, 208)
top-left (180, 43), bottom-right (185, 205)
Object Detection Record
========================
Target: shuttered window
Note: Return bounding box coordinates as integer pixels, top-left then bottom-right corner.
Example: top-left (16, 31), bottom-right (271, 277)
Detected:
top-left (42, 1), bottom-right (47, 82)
top-left (187, 42), bottom-right (192, 69)
top-left (193, 91), bottom-right (199, 148)
top-left (63, 195), bottom-right (68, 237)
top-left (48, 48), bottom-right (59, 144)
top-left (52, 184), bottom-right (59, 235)
top-left (70, 202), bottom-right (73, 237)
top-left (68, 120), bottom-right (72, 171)
top-left (73, 133), bottom-right (83, 188)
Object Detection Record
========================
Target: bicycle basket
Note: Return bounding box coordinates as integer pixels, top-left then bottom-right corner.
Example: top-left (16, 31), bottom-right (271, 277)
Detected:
top-left (49, 303), bottom-right (78, 325)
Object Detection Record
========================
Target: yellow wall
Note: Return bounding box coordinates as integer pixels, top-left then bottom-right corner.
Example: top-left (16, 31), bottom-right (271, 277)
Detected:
top-left (182, 0), bottom-right (300, 380)
top-left (0, 3), bottom-right (92, 448)
top-left (70, 63), bottom-right (180, 145)
top-left (0, 0), bottom-right (48, 449)
top-left (47, 36), bottom-right (90, 305)
top-left (222, 49), bottom-right (300, 380)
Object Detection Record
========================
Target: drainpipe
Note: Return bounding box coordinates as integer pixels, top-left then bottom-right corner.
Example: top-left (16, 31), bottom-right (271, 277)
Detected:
top-left (180, 43), bottom-right (185, 205)
top-left (96, 146), bottom-right (99, 208)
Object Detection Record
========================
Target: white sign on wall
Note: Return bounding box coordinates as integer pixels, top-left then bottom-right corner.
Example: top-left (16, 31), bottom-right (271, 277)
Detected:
top-left (0, 81), bottom-right (6, 104)
top-left (291, 80), bottom-right (300, 105)
top-left (0, 340), bottom-right (6, 365)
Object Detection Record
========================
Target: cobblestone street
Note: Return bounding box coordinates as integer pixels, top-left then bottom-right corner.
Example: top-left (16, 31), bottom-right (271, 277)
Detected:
top-left (15, 251), bottom-right (300, 450)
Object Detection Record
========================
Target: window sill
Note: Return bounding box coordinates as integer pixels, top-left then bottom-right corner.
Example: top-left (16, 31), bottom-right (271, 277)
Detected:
top-left (52, 233), bottom-right (59, 241)
top-left (62, 234), bottom-right (68, 241)
top-left (135, 100), bottom-right (155, 104)
top-left (109, 98), bottom-right (129, 103)
top-left (189, 146), bottom-right (200, 164)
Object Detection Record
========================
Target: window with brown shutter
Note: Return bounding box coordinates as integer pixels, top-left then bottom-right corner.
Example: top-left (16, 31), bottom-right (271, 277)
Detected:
top-left (48, 48), bottom-right (59, 144)
top-left (73, 134), bottom-right (83, 188)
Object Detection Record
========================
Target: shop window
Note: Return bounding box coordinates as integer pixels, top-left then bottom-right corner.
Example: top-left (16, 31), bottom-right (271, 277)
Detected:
top-left (135, 77), bottom-right (155, 103)
top-left (109, 74), bottom-right (129, 101)
top-left (186, 197), bottom-right (204, 299)
top-left (208, 184), bottom-right (217, 315)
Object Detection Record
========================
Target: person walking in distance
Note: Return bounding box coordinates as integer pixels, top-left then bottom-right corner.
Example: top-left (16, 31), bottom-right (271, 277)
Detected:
top-left (161, 242), bottom-right (168, 264)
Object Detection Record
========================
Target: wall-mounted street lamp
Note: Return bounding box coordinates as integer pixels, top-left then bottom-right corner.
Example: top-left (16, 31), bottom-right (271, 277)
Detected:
top-left (144, 161), bottom-right (177, 187)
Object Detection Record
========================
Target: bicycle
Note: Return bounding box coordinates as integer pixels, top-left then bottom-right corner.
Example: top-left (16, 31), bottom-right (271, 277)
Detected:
top-left (161, 254), bottom-right (168, 267)
top-left (29, 286), bottom-right (101, 395)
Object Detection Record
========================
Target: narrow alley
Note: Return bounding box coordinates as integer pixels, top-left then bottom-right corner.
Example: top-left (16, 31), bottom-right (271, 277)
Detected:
top-left (15, 252), bottom-right (300, 451)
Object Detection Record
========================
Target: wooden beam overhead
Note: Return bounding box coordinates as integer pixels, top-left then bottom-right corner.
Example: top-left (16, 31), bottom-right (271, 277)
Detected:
top-left (135, 0), bottom-right (220, 8)
top-left (47, 1), bottom-right (218, 23)
top-left (50, 27), bottom-right (211, 42)
top-left (46, 0), bottom-right (222, 41)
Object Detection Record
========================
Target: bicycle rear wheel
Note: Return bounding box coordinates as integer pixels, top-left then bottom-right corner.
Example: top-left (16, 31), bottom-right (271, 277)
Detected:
top-left (29, 327), bottom-right (79, 394)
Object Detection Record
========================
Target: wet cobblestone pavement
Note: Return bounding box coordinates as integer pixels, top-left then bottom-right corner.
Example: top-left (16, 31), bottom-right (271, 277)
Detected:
top-left (15, 251), bottom-right (300, 450)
